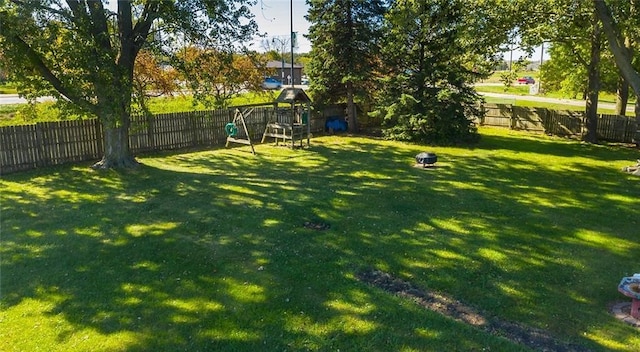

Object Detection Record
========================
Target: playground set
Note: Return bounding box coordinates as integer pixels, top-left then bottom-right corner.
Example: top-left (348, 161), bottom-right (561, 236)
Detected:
top-left (224, 88), bottom-right (312, 154)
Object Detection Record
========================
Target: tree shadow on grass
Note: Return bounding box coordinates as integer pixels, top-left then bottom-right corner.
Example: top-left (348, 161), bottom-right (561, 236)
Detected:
top-left (1, 161), bottom-right (528, 351)
top-left (2, 131), bottom-right (639, 350)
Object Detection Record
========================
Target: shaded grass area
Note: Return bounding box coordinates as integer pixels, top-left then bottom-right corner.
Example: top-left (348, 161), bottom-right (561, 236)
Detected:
top-left (2, 127), bottom-right (640, 351)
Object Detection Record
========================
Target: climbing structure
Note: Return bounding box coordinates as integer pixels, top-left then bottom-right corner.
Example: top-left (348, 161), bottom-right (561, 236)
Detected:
top-left (261, 88), bottom-right (312, 149)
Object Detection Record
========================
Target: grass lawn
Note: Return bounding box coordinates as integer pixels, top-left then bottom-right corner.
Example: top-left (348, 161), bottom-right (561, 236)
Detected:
top-left (0, 91), bottom-right (281, 126)
top-left (0, 83), bottom-right (18, 94)
top-left (2, 127), bottom-right (640, 351)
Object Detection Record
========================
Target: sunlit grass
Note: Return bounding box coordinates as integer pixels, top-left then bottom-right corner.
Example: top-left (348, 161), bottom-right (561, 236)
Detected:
top-left (0, 91), bottom-right (281, 126)
top-left (2, 127), bottom-right (640, 351)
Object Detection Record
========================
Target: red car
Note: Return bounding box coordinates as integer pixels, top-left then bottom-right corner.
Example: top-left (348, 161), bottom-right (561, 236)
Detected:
top-left (517, 76), bottom-right (535, 84)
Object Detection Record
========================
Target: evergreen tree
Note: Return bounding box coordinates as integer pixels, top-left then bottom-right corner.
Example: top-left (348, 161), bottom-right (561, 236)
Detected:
top-left (305, 0), bottom-right (387, 132)
top-left (375, 0), bottom-right (481, 144)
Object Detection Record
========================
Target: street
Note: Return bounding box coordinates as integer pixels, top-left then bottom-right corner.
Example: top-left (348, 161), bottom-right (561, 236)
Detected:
top-left (0, 94), bottom-right (54, 105)
top-left (0, 90), bottom-right (634, 113)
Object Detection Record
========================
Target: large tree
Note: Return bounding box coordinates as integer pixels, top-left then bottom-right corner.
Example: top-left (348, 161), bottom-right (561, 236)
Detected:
top-left (593, 0), bottom-right (640, 124)
top-left (375, 0), bottom-right (514, 144)
top-left (305, 0), bottom-right (387, 133)
top-left (0, 0), bottom-right (257, 169)
top-left (516, 0), bottom-right (606, 143)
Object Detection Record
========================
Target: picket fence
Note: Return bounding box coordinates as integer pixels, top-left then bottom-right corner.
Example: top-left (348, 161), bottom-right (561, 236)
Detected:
top-left (0, 105), bottom-right (327, 174)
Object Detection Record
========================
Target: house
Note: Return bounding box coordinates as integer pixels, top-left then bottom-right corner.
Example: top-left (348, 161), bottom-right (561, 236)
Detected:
top-left (266, 60), bottom-right (304, 85)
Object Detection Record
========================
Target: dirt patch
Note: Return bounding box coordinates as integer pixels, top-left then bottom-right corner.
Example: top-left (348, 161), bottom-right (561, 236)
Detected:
top-left (610, 302), bottom-right (640, 328)
top-left (357, 269), bottom-right (591, 352)
top-left (303, 221), bottom-right (331, 230)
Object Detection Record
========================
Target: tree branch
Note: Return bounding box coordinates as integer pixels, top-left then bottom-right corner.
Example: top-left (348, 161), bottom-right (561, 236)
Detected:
top-left (10, 34), bottom-right (97, 114)
top-left (10, 0), bottom-right (69, 18)
top-left (86, 0), bottom-right (112, 53)
top-left (593, 0), bottom-right (640, 96)
top-left (131, 1), bottom-right (161, 56)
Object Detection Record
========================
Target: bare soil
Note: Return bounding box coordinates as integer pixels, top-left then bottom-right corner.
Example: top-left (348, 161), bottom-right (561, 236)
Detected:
top-left (357, 269), bottom-right (592, 352)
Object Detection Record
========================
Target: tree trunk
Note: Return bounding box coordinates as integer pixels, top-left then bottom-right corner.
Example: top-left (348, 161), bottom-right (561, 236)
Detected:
top-left (616, 74), bottom-right (629, 116)
top-left (346, 81), bottom-right (358, 132)
top-left (594, 0), bottom-right (640, 97)
top-left (615, 36), bottom-right (633, 116)
top-left (584, 13), bottom-right (601, 144)
top-left (92, 118), bottom-right (138, 170)
top-left (593, 0), bottom-right (640, 145)
top-left (344, 1), bottom-right (358, 133)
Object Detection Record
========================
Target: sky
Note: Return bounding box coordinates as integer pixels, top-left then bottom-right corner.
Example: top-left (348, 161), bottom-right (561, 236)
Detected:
top-left (105, 0), bottom-right (542, 60)
top-left (249, 0), bottom-right (312, 53)
top-left (248, 1), bottom-right (548, 61)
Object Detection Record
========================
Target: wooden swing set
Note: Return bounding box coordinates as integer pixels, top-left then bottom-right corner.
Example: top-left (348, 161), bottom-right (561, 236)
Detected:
top-left (224, 88), bottom-right (312, 154)
top-left (224, 106), bottom-right (257, 155)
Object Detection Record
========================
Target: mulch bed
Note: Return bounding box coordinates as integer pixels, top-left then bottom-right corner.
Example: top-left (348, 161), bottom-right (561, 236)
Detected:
top-left (357, 269), bottom-right (592, 352)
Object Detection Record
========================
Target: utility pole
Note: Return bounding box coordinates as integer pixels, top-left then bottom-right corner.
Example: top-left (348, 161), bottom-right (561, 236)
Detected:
top-left (272, 37), bottom-right (287, 85)
top-left (290, 0), bottom-right (295, 87)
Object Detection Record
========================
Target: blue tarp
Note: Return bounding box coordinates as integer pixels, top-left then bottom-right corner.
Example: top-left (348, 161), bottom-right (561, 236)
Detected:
top-left (325, 117), bottom-right (348, 132)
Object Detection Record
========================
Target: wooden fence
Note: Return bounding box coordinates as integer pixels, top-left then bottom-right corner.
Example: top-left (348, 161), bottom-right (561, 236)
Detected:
top-left (3, 102), bottom-right (637, 174)
top-left (479, 104), bottom-right (638, 142)
top-left (0, 105), bottom-right (327, 174)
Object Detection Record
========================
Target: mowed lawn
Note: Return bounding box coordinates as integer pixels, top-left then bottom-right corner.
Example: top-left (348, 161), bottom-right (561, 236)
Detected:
top-left (2, 127), bottom-right (640, 351)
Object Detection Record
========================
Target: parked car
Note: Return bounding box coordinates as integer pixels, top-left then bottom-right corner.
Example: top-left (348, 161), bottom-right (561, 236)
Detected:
top-left (262, 77), bottom-right (282, 90)
top-left (517, 76), bottom-right (535, 84)
top-left (300, 76), bottom-right (309, 85)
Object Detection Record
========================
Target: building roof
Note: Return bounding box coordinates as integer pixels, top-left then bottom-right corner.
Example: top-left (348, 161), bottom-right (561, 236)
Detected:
top-left (275, 88), bottom-right (312, 104)
top-left (266, 60), bottom-right (304, 69)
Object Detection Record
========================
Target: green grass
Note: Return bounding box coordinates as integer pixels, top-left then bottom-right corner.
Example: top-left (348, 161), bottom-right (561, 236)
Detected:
top-left (2, 127), bottom-right (640, 351)
top-left (481, 95), bottom-right (589, 112)
top-left (483, 70), bottom-right (540, 84)
top-left (0, 91), bottom-right (282, 126)
top-left (479, 91), bottom-right (624, 115)
top-left (0, 82), bottom-right (18, 94)
top-left (476, 85), bottom-right (532, 95)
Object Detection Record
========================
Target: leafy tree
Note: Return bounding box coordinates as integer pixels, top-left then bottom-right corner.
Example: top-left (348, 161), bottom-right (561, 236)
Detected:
top-left (515, 0), bottom-right (605, 142)
top-left (540, 43), bottom-right (619, 99)
top-left (374, 0), bottom-right (482, 144)
top-left (499, 59), bottom-right (527, 91)
top-left (180, 47), bottom-right (265, 109)
top-left (594, 0), bottom-right (640, 123)
top-left (305, 0), bottom-right (388, 132)
top-left (0, 0), bottom-right (257, 169)
top-left (132, 50), bottom-right (179, 115)
top-left (593, 0), bottom-right (640, 117)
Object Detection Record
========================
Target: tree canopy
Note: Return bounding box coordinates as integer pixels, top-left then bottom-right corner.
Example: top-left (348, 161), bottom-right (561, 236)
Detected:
top-left (374, 0), bottom-right (485, 144)
top-left (305, 0), bottom-right (388, 132)
top-left (0, 0), bottom-right (258, 169)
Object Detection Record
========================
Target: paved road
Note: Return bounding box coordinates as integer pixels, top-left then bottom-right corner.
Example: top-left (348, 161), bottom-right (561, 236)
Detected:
top-left (0, 94), bottom-right (27, 105)
top-left (0, 90), bottom-right (635, 113)
top-left (0, 94), bottom-right (54, 105)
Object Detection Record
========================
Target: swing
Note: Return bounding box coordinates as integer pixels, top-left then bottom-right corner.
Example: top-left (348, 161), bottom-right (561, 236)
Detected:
top-left (225, 108), bottom-right (256, 155)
